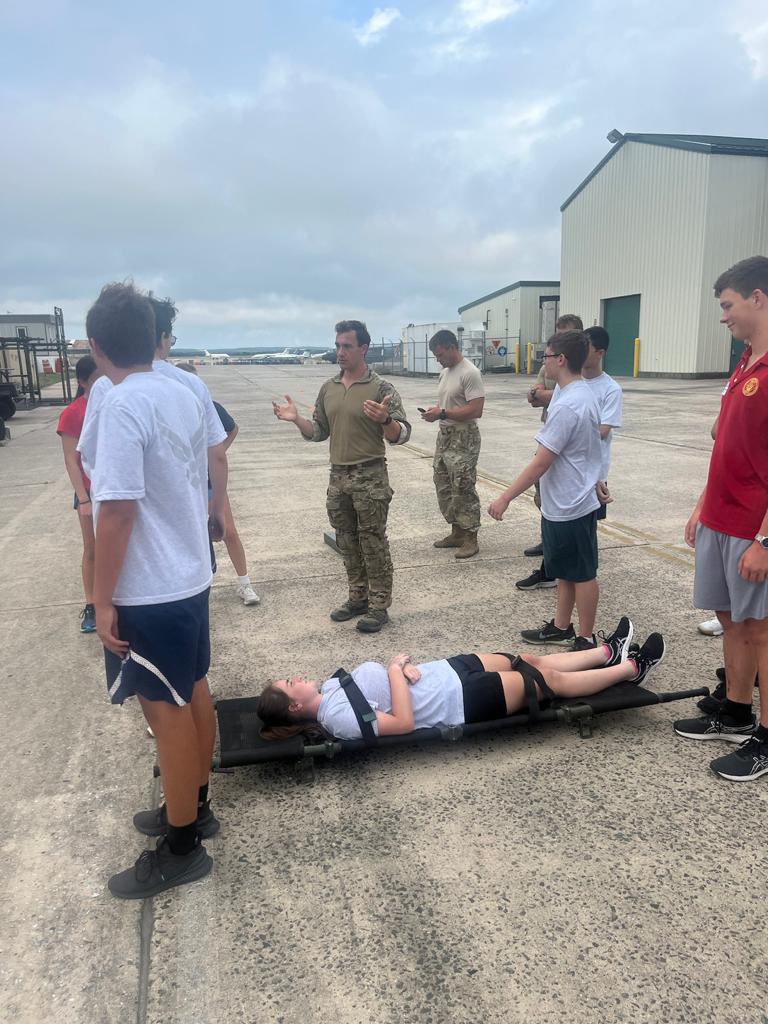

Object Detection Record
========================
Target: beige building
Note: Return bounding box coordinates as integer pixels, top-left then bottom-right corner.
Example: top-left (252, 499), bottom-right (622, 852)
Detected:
top-left (560, 133), bottom-right (768, 377)
top-left (458, 281), bottom-right (560, 370)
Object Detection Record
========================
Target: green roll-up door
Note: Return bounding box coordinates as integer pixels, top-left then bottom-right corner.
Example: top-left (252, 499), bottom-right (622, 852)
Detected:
top-left (603, 295), bottom-right (640, 376)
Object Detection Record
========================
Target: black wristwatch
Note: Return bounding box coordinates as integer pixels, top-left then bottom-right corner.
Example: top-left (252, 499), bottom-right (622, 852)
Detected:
top-left (383, 415), bottom-right (392, 425)
top-left (439, 409), bottom-right (447, 420)
top-left (756, 533), bottom-right (768, 549)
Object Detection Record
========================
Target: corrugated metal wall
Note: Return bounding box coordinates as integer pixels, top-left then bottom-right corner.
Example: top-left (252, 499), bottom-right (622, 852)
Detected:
top-left (459, 284), bottom-right (559, 367)
top-left (561, 142), bottom-right (710, 375)
top-left (697, 155), bottom-right (768, 373)
top-left (460, 288), bottom-right (521, 345)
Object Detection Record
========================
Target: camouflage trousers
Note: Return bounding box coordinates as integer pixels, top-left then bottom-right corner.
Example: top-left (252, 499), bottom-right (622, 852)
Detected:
top-left (326, 459), bottom-right (394, 610)
top-left (433, 422), bottom-right (481, 531)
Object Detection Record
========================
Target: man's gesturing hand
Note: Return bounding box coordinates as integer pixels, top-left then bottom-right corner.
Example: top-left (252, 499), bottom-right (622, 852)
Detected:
top-left (272, 395), bottom-right (299, 421)
top-left (363, 393), bottom-right (392, 423)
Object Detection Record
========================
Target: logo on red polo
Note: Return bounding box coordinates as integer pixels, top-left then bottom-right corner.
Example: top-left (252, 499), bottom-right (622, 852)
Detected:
top-left (742, 377), bottom-right (759, 397)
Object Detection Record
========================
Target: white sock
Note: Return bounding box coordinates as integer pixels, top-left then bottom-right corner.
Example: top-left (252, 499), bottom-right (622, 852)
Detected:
top-left (237, 574), bottom-right (251, 587)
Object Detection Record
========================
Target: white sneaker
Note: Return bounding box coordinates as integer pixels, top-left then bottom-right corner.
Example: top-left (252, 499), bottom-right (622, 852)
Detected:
top-left (697, 617), bottom-right (723, 637)
top-left (237, 583), bottom-right (261, 606)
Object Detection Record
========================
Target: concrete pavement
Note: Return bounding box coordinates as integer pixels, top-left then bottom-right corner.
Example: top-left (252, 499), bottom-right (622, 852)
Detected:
top-left (1, 365), bottom-right (766, 1024)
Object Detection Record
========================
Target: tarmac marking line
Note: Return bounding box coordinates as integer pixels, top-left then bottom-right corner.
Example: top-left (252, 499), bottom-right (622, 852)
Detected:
top-left (403, 442), bottom-right (696, 569)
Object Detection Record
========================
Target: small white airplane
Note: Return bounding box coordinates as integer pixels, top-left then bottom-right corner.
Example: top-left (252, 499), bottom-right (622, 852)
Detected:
top-left (249, 348), bottom-right (312, 364)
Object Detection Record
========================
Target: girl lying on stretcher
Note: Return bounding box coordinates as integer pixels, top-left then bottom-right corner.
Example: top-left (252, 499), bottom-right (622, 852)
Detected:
top-left (256, 617), bottom-right (665, 741)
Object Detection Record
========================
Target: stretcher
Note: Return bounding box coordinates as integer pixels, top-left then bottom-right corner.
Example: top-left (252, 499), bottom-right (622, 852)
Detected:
top-left (212, 680), bottom-right (709, 780)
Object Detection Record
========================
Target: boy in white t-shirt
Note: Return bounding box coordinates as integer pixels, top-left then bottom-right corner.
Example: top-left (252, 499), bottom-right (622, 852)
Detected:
top-left (88, 282), bottom-right (226, 900)
top-left (582, 326), bottom-right (623, 520)
top-left (488, 331), bottom-right (602, 648)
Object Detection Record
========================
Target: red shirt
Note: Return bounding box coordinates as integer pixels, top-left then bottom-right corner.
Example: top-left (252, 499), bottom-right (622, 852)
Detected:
top-left (700, 347), bottom-right (768, 540)
top-left (56, 393), bottom-right (91, 491)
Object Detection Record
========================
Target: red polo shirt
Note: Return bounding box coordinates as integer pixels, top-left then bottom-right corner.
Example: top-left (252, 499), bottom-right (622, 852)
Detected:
top-left (56, 393), bottom-right (91, 491)
top-left (700, 346), bottom-right (768, 540)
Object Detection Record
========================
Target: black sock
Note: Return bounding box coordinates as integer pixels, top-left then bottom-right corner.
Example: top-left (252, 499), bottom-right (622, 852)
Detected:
top-left (722, 699), bottom-right (752, 724)
top-left (166, 820), bottom-right (198, 856)
top-left (197, 784), bottom-right (209, 810)
top-left (754, 724), bottom-right (768, 742)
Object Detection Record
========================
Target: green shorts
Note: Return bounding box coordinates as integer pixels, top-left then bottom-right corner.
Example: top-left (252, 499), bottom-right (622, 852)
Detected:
top-left (541, 511), bottom-right (598, 582)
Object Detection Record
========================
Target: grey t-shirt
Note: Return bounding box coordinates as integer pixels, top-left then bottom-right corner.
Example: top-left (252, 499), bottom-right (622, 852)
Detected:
top-left (535, 379), bottom-right (601, 521)
top-left (91, 372), bottom-right (211, 605)
top-left (552, 374), bottom-right (623, 481)
top-left (152, 360), bottom-right (227, 448)
top-left (317, 660), bottom-right (464, 739)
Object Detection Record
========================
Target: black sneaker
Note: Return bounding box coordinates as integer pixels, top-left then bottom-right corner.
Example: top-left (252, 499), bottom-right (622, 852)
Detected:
top-left (108, 837), bottom-right (212, 900)
top-left (710, 736), bottom-right (768, 782)
top-left (598, 616), bottom-right (635, 667)
top-left (520, 619), bottom-right (575, 645)
top-left (571, 635), bottom-right (597, 652)
top-left (80, 604), bottom-right (96, 633)
top-left (629, 633), bottom-right (665, 684)
top-left (330, 599), bottom-right (369, 622)
top-left (515, 568), bottom-right (557, 591)
top-left (673, 712), bottom-right (755, 742)
top-left (133, 802), bottom-right (220, 839)
top-left (523, 541), bottom-right (544, 558)
top-left (697, 681), bottom-right (726, 715)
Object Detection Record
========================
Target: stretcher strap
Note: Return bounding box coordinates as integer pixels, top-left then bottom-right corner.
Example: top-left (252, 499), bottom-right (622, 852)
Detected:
top-left (331, 667), bottom-right (378, 745)
top-left (510, 656), bottom-right (556, 721)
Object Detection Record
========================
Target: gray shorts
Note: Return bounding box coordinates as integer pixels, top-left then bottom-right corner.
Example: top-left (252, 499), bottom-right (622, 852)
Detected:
top-left (694, 524), bottom-right (768, 623)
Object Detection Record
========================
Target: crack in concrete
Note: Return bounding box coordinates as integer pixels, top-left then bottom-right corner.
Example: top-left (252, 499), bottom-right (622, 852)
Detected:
top-left (136, 773), bottom-right (162, 1024)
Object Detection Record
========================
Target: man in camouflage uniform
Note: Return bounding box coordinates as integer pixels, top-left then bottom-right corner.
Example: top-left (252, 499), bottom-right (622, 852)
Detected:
top-left (273, 320), bottom-right (410, 633)
top-left (421, 330), bottom-right (485, 559)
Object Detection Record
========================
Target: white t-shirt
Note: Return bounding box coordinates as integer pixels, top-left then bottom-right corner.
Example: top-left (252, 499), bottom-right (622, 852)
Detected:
top-left (90, 371), bottom-right (211, 606)
top-left (77, 375), bottom-right (114, 481)
top-left (152, 360), bottom-right (226, 448)
top-left (536, 379), bottom-right (601, 521)
top-left (551, 374), bottom-right (623, 480)
top-left (585, 373), bottom-right (622, 480)
top-left (437, 358), bottom-right (485, 416)
top-left (317, 660), bottom-right (465, 740)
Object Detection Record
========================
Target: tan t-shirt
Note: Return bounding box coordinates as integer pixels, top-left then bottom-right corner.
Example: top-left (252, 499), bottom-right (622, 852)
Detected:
top-left (437, 358), bottom-right (485, 417)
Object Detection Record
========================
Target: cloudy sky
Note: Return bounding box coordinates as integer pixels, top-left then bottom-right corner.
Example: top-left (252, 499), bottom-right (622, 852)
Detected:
top-left (1, 0), bottom-right (767, 349)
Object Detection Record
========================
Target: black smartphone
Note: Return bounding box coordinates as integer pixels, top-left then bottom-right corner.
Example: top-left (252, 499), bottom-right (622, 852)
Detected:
top-left (417, 407), bottom-right (426, 413)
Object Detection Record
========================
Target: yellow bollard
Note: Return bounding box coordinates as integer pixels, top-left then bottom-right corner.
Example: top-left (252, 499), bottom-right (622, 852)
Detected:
top-left (633, 338), bottom-right (640, 377)
top-left (526, 342), bottom-right (533, 375)
top-left (515, 342), bottom-right (521, 374)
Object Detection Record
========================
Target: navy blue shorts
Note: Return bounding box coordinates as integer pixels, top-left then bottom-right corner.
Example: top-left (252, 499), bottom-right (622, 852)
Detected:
top-left (105, 588), bottom-right (211, 706)
top-left (448, 653), bottom-right (507, 723)
top-left (542, 511), bottom-right (598, 582)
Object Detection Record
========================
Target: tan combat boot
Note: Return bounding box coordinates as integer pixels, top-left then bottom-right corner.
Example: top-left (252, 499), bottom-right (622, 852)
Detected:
top-left (433, 524), bottom-right (463, 548)
top-left (455, 530), bottom-right (479, 559)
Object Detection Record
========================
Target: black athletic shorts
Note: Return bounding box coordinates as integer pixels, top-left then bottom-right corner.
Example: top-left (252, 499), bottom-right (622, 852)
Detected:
top-left (541, 510), bottom-right (598, 582)
top-left (448, 654), bottom-right (507, 724)
top-left (104, 588), bottom-right (211, 707)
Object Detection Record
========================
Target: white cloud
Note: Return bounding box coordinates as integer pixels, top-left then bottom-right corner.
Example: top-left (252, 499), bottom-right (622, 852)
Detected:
top-left (457, 0), bottom-right (523, 31)
top-left (429, 0), bottom-right (523, 62)
top-left (354, 7), bottom-right (401, 46)
top-left (431, 97), bottom-right (582, 172)
top-left (732, 18), bottom-right (768, 79)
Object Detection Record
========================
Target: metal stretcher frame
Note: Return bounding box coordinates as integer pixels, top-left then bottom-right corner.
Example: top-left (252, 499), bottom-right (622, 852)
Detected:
top-left (213, 681), bottom-right (710, 776)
